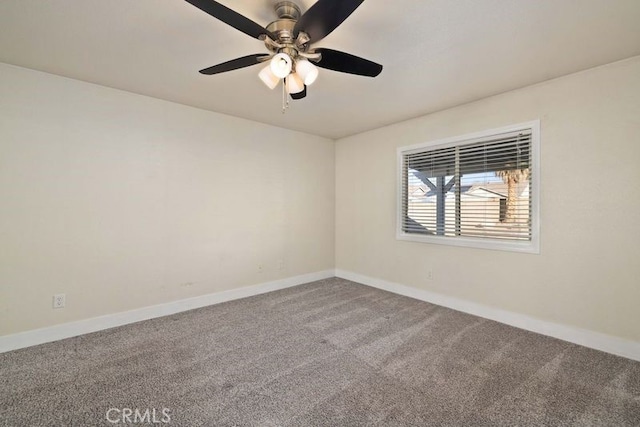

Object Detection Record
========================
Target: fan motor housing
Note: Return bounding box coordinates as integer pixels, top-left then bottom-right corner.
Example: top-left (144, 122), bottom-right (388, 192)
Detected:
top-left (266, 19), bottom-right (297, 43)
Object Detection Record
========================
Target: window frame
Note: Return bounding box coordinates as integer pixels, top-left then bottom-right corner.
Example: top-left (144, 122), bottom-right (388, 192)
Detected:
top-left (396, 120), bottom-right (540, 254)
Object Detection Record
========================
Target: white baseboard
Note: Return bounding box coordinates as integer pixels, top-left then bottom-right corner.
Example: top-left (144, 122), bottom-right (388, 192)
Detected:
top-left (0, 270), bottom-right (335, 354)
top-left (5, 269), bottom-right (639, 362)
top-left (335, 269), bottom-right (640, 362)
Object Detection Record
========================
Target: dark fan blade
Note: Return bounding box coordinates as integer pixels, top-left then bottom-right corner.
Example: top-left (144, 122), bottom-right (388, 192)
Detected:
top-left (290, 86), bottom-right (307, 100)
top-left (293, 0), bottom-right (364, 43)
top-left (199, 54), bottom-right (269, 75)
top-left (185, 0), bottom-right (275, 40)
top-left (315, 48), bottom-right (382, 77)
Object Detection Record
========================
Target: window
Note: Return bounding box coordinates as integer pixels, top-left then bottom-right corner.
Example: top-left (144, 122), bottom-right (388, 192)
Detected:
top-left (397, 121), bottom-right (540, 253)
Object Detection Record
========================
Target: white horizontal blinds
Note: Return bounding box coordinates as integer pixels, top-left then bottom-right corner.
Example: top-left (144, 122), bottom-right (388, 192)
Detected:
top-left (458, 130), bottom-right (532, 240)
top-left (403, 146), bottom-right (455, 235)
top-left (402, 129), bottom-right (532, 241)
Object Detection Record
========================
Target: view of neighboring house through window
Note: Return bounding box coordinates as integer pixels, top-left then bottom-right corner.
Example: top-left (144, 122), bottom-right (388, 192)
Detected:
top-left (398, 121), bottom-right (539, 253)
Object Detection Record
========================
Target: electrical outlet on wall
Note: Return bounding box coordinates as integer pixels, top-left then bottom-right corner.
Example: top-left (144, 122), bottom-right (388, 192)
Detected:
top-left (53, 293), bottom-right (66, 309)
top-left (427, 270), bottom-right (433, 280)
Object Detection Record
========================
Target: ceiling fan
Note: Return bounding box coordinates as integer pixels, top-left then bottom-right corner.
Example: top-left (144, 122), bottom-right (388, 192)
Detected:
top-left (184, 0), bottom-right (383, 109)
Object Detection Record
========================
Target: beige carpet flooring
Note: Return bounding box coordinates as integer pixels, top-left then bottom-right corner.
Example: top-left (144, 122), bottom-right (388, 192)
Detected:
top-left (1, 277), bottom-right (639, 426)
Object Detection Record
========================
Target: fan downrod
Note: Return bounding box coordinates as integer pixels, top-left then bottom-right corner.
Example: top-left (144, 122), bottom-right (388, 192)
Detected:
top-left (274, 1), bottom-right (301, 20)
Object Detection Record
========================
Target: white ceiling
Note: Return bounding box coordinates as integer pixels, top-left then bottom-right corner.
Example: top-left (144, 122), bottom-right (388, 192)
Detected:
top-left (1, 0), bottom-right (639, 139)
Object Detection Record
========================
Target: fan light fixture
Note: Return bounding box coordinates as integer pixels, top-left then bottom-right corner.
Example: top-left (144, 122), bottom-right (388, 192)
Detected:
top-left (295, 58), bottom-right (319, 85)
top-left (286, 73), bottom-right (305, 94)
top-left (258, 65), bottom-right (279, 90)
top-left (258, 52), bottom-right (319, 112)
top-left (270, 53), bottom-right (293, 78)
top-left (259, 55), bottom-right (318, 90)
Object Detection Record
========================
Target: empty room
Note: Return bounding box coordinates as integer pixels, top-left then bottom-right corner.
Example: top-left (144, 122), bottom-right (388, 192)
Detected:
top-left (1, 0), bottom-right (639, 425)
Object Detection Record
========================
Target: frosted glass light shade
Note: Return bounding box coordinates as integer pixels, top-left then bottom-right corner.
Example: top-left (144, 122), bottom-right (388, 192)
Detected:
top-left (295, 59), bottom-right (318, 85)
top-left (258, 65), bottom-right (279, 90)
top-left (286, 73), bottom-right (304, 94)
top-left (270, 53), bottom-right (292, 78)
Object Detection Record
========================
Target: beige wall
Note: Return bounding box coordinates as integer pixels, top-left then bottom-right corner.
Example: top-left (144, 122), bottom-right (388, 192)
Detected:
top-left (336, 56), bottom-right (640, 342)
top-left (0, 63), bottom-right (335, 335)
top-left (3, 56), bottom-right (639, 344)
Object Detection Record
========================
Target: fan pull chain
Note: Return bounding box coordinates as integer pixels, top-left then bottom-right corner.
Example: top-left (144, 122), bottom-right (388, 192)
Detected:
top-left (281, 79), bottom-right (289, 114)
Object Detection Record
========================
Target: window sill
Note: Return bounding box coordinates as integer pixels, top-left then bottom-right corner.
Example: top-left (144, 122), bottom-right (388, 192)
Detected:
top-left (396, 232), bottom-right (540, 254)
